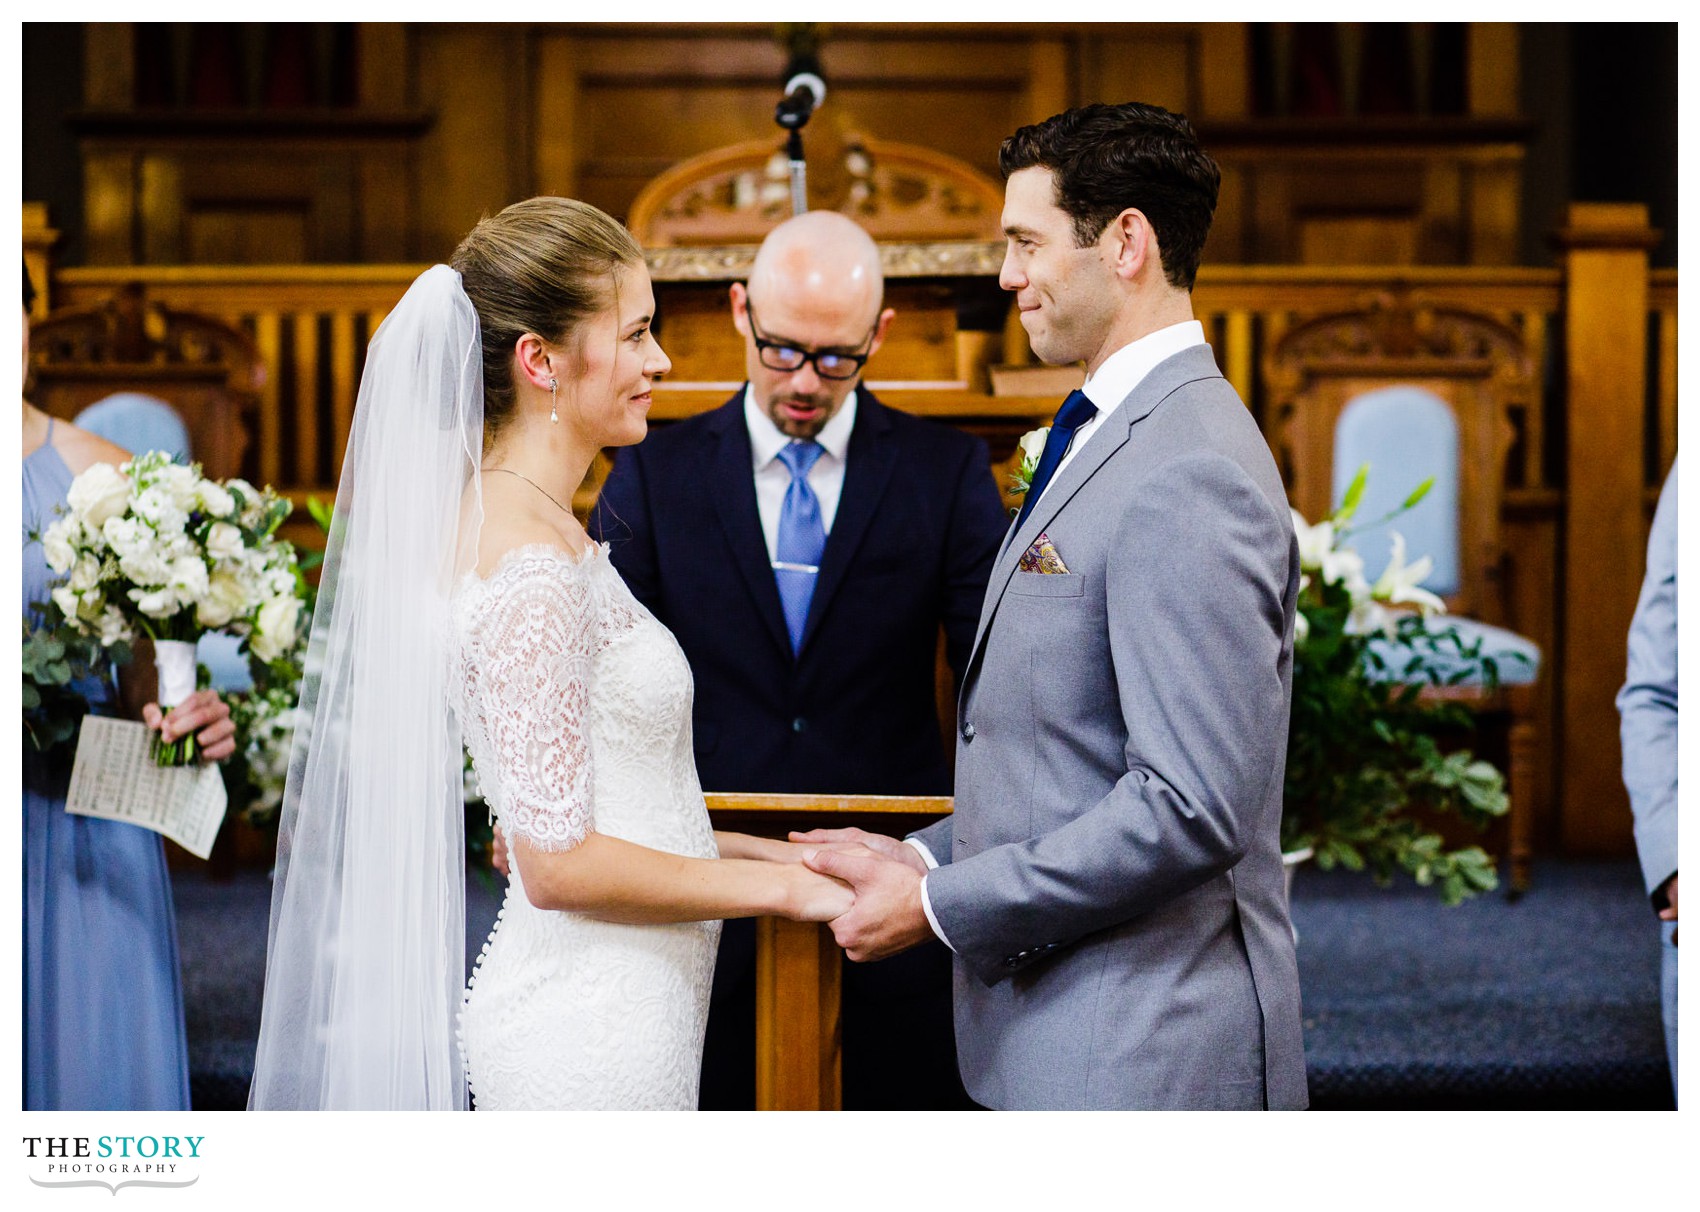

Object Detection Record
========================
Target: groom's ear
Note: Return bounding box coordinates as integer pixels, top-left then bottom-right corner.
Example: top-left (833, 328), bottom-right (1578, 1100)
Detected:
top-left (1105, 208), bottom-right (1159, 284)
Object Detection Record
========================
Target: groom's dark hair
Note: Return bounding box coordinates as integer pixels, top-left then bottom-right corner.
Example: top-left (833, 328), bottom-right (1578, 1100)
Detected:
top-left (999, 101), bottom-right (1220, 292)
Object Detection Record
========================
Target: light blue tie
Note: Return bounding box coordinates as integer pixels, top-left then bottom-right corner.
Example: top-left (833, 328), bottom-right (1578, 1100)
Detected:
top-left (774, 441), bottom-right (826, 652)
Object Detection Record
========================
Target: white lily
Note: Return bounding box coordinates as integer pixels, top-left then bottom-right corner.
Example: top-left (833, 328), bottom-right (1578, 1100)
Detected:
top-left (1372, 531), bottom-right (1447, 616)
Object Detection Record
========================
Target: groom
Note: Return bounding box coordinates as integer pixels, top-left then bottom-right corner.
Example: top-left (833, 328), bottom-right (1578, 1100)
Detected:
top-left (800, 101), bottom-right (1308, 1109)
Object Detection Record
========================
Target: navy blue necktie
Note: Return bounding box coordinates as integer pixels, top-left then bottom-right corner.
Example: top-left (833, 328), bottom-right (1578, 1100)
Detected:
top-left (773, 441), bottom-right (826, 652)
top-left (1014, 389), bottom-right (1098, 532)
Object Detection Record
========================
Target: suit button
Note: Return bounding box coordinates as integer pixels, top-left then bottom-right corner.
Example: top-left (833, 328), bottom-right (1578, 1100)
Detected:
top-left (792, 716), bottom-right (807, 733)
top-left (1003, 956), bottom-right (1020, 969)
top-left (962, 722), bottom-right (976, 741)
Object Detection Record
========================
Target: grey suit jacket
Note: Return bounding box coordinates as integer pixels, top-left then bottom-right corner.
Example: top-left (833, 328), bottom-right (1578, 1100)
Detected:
top-left (910, 343), bottom-right (1307, 1109)
top-left (1619, 458), bottom-right (1678, 907)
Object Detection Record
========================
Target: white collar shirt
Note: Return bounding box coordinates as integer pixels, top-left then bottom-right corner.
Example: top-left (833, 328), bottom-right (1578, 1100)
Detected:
top-left (744, 385), bottom-right (858, 561)
top-left (1043, 319), bottom-right (1208, 494)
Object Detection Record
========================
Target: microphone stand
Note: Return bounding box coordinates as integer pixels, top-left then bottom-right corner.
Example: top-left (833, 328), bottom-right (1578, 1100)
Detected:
top-left (774, 69), bottom-right (825, 217)
top-left (785, 128), bottom-right (808, 218)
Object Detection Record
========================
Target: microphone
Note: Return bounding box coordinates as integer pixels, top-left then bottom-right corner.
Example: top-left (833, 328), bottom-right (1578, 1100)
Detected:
top-left (775, 70), bottom-right (825, 130)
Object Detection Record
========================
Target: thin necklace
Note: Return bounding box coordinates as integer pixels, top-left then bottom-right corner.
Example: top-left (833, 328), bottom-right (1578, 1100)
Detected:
top-left (483, 466), bottom-right (572, 516)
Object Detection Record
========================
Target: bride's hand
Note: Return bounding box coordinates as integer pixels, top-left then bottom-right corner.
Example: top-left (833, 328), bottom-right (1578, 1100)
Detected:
top-left (789, 826), bottom-right (926, 874)
top-left (778, 863), bottom-right (855, 922)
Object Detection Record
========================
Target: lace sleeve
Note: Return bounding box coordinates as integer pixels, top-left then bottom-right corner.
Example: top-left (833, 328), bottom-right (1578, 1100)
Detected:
top-left (468, 557), bottom-right (597, 852)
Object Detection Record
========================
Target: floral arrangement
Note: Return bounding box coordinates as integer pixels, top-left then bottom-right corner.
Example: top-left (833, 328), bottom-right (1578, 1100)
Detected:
top-left (40, 451), bottom-right (302, 764)
top-left (221, 495), bottom-right (323, 826)
top-left (1285, 467), bottom-right (1514, 905)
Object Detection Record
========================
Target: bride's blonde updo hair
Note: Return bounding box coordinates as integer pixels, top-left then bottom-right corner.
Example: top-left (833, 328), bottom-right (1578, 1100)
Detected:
top-left (450, 196), bottom-right (645, 441)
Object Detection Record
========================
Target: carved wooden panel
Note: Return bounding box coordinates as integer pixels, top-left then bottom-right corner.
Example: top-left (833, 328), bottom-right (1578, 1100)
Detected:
top-left (27, 283), bottom-right (264, 480)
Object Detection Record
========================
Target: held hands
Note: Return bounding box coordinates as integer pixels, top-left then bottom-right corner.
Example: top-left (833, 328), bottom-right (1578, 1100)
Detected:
top-left (779, 862), bottom-right (855, 922)
top-left (142, 689), bottom-right (236, 763)
top-left (793, 830), bottom-right (933, 963)
top-left (1660, 873), bottom-right (1678, 945)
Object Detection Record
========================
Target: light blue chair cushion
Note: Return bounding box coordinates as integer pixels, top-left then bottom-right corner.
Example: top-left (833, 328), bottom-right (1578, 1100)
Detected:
top-left (1365, 617), bottom-right (1541, 687)
top-left (1332, 386), bottom-right (1461, 595)
top-left (75, 393), bottom-right (193, 465)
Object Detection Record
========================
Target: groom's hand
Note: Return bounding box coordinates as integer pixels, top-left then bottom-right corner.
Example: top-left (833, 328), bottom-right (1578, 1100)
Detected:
top-left (801, 847), bottom-right (932, 962)
top-left (789, 827), bottom-right (926, 874)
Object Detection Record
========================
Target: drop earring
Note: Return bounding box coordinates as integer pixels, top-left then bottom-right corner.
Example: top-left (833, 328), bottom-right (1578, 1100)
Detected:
top-left (549, 377), bottom-right (559, 424)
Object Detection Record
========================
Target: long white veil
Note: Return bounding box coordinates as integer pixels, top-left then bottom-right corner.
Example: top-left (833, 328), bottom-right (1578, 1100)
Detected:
top-left (250, 264), bottom-right (483, 1109)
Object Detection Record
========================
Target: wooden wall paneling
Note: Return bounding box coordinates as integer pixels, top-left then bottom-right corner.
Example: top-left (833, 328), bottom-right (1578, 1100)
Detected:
top-left (23, 204), bottom-right (61, 318)
top-left (315, 157), bottom-right (358, 263)
top-left (330, 310), bottom-right (358, 476)
top-left (83, 150), bottom-right (138, 266)
top-left (1247, 163), bottom-right (1291, 263)
top-left (1468, 154), bottom-right (1523, 265)
top-left (1084, 29), bottom-right (1195, 114)
top-left (1502, 498), bottom-right (1561, 850)
top-left (139, 154), bottom-right (186, 264)
top-left (1223, 309), bottom-right (1254, 404)
top-left (414, 26), bottom-right (529, 260)
top-left (1466, 23), bottom-right (1520, 116)
top-left (358, 151), bottom-right (411, 262)
top-left (1022, 38), bottom-right (1072, 125)
top-left (358, 24), bottom-right (408, 108)
top-left (254, 312), bottom-right (284, 489)
top-left (1555, 203), bottom-right (1659, 854)
top-left (291, 311), bottom-right (320, 484)
top-left (1516, 309), bottom-right (1549, 488)
top-left (83, 24), bottom-right (133, 107)
top-left (534, 33), bottom-right (581, 200)
top-left (1418, 158), bottom-right (1464, 264)
top-left (1198, 22), bottom-right (1250, 117)
top-left (1655, 301), bottom-right (1677, 478)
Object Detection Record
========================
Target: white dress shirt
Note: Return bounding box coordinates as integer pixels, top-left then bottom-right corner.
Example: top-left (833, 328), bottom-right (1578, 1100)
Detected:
top-left (744, 386), bottom-right (858, 557)
top-left (909, 319), bottom-right (1209, 951)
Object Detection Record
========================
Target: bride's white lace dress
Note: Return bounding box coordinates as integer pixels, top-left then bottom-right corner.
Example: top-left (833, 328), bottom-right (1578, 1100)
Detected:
top-left (451, 543), bottom-right (721, 1110)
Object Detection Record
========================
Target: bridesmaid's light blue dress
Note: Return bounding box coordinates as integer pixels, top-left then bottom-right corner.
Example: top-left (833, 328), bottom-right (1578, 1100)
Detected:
top-left (23, 422), bottom-right (191, 1109)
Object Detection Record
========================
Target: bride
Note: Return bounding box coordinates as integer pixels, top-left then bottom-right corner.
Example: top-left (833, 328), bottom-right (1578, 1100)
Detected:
top-left (249, 197), bottom-right (852, 1110)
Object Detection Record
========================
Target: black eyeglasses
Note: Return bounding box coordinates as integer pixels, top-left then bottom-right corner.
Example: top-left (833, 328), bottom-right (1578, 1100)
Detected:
top-left (745, 296), bottom-right (876, 381)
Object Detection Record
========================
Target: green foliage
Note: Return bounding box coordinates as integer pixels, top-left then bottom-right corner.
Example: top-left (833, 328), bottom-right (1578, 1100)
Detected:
top-left (1286, 470), bottom-right (1520, 906)
top-left (1286, 606), bottom-right (1509, 903)
top-left (22, 607), bottom-right (132, 755)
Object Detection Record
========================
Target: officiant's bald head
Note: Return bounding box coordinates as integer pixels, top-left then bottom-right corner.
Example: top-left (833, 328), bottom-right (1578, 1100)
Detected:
top-left (730, 212), bottom-right (895, 440)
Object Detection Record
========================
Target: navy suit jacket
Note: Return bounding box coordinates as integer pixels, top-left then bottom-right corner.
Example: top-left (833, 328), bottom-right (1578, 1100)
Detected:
top-left (591, 388), bottom-right (1008, 796)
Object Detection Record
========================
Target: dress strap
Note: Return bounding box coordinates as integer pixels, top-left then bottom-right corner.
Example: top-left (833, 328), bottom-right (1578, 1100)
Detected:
top-left (43, 417), bottom-right (56, 444)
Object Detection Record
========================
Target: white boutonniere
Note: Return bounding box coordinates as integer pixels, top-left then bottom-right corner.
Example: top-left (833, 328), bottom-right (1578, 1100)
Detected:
top-left (1009, 426), bottom-right (1050, 498)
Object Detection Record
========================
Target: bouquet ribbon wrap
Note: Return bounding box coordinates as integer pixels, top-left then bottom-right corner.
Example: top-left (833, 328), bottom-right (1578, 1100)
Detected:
top-left (152, 639), bottom-right (199, 765)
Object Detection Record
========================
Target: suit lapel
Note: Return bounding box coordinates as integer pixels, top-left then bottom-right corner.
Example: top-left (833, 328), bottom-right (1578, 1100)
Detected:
top-left (967, 344), bottom-right (1228, 665)
top-left (799, 391), bottom-right (899, 655)
top-left (704, 394), bottom-right (793, 659)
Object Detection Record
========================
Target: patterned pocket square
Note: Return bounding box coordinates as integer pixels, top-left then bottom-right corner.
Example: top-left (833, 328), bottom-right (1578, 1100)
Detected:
top-left (1017, 531), bottom-right (1070, 574)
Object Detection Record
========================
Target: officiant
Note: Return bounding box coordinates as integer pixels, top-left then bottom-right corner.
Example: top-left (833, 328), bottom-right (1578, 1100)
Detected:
top-left (590, 211), bottom-right (1008, 1108)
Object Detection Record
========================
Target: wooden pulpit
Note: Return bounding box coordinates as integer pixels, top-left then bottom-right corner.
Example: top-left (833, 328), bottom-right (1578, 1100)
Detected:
top-left (704, 792), bottom-right (951, 1110)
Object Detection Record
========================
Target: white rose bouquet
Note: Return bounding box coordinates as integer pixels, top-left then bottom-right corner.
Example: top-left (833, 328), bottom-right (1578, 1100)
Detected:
top-left (39, 451), bottom-right (302, 765)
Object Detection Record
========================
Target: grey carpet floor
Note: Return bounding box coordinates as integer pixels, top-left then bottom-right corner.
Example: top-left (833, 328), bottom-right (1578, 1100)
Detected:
top-left (173, 857), bottom-right (1673, 1110)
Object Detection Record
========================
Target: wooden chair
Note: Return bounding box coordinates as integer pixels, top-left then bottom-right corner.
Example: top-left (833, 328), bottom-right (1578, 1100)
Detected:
top-left (1266, 290), bottom-right (1542, 894)
top-left (627, 132), bottom-right (1005, 247)
top-left (27, 281), bottom-right (263, 482)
